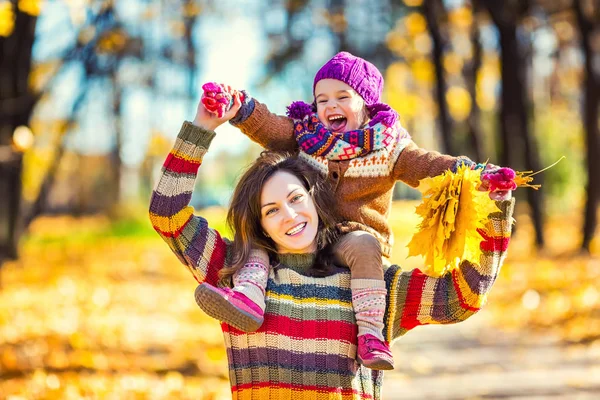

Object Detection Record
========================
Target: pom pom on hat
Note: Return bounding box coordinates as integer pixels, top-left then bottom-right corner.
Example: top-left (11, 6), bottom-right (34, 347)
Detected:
top-left (286, 101), bottom-right (314, 120)
top-left (367, 103), bottom-right (398, 127)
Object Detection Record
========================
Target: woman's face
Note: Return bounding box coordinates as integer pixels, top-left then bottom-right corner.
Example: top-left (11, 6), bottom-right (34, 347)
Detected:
top-left (259, 171), bottom-right (319, 254)
top-left (314, 79), bottom-right (366, 133)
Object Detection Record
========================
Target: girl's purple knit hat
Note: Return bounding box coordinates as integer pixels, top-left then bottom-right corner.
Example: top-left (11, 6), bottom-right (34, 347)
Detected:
top-left (287, 51), bottom-right (397, 126)
top-left (313, 51), bottom-right (383, 105)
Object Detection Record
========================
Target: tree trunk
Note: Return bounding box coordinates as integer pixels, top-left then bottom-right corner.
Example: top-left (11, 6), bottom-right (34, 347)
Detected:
top-left (423, 0), bottom-right (454, 155)
top-left (484, 0), bottom-right (545, 247)
top-left (465, 0), bottom-right (484, 162)
top-left (0, 7), bottom-right (37, 266)
top-left (575, 0), bottom-right (600, 251)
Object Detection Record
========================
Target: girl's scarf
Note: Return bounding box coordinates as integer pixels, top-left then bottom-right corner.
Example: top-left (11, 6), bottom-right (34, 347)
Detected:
top-left (289, 102), bottom-right (401, 161)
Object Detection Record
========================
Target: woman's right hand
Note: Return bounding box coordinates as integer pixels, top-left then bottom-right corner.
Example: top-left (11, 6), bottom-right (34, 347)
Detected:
top-left (193, 91), bottom-right (242, 131)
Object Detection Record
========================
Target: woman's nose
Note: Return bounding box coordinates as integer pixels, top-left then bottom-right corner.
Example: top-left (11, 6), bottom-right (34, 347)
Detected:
top-left (282, 205), bottom-right (298, 220)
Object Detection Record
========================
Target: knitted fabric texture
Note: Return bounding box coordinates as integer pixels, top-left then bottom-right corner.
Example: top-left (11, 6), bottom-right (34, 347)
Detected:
top-left (232, 249), bottom-right (269, 310)
top-left (294, 114), bottom-right (400, 160)
top-left (351, 279), bottom-right (388, 341)
top-left (231, 99), bottom-right (474, 258)
top-left (313, 52), bottom-right (383, 106)
top-left (149, 122), bottom-right (514, 399)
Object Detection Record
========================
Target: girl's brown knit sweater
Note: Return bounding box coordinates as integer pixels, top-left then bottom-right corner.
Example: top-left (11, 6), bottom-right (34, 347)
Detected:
top-left (232, 100), bottom-right (472, 257)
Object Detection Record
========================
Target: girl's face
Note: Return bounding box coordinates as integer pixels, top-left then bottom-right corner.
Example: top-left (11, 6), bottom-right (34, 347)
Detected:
top-left (314, 79), bottom-right (367, 133)
top-left (260, 171), bottom-right (319, 254)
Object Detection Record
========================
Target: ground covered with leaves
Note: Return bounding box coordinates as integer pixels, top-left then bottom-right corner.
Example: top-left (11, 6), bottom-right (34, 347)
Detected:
top-left (1, 201), bottom-right (599, 399)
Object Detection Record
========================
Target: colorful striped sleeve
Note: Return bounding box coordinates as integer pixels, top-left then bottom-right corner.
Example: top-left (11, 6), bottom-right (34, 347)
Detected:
top-left (149, 121), bottom-right (230, 286)
top-left (384, 198), bottom-right (515, 342)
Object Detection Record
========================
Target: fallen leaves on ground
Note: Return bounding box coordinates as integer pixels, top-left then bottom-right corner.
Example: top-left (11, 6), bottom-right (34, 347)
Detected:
top-left (0, 202), bottom-right (598, 398)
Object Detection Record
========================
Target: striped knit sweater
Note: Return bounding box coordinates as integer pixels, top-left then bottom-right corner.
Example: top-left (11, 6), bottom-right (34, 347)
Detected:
top-left (149, 122), bottom-right (515, 400)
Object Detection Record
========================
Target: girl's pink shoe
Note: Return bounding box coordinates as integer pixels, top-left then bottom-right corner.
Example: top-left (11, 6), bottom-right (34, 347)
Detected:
top-left (356, 334), bottom-right (395, 370)
top-left (194, 283), bottom-right (264, 332)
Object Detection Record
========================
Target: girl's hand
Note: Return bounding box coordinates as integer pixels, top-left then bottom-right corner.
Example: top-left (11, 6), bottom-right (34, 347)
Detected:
top-left (489, 190), bottom-right (512, 201)
top-left (479, 165), bottom-right (516, 201)
top-left (193, 92), bottom-right (242, 131)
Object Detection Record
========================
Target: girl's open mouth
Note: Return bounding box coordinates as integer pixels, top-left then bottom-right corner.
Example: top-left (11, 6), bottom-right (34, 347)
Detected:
top-left (328, 115), bottom-right (347, 132)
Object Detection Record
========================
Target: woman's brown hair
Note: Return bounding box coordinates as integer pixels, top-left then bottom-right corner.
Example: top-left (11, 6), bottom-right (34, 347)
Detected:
top-left (218, 151), bottom-right (340, 286)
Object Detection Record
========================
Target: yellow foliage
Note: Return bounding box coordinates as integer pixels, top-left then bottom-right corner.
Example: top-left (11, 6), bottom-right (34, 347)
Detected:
top-left (404, 12), bottom-right (427, 36)
top-left (448, 6), bottom-right (472, 30)
top-left (403, 0), bottom-right (423, 6)
top-left (386, 90), bottom-right (419, 120)
top-left (446, 85), bottom-right (472, 122)
top-left (183, 2), bottom-right (202, 17)
top-left (0, 1), bottom-right (15, 37)
top-left (411, 58), bottom-right (434, 86)
top-left (413, 32), bottom-right (432, 55)
top-left (407, 165), bottom-right (497, 277)
top-left (443, 52), bottom-right (464, 76)
top-left (147, 132), bottom-right (172, 157)
top-left (386, 31), bottom-right (410, 56)
top-left (386, 62), bottom-right (410, 89)
top-left (18, 0), bottom-right (42, 16)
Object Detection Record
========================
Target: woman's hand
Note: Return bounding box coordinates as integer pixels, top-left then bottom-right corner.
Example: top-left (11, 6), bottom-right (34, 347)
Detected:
top-left (193, 91), bottom-right (242, 131)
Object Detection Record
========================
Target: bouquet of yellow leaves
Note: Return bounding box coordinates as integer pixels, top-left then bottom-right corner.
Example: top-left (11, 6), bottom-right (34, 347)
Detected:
top-left (407, 156), bottom-right (559, 277)
top-left (407, 164), bottom-right (498, 277)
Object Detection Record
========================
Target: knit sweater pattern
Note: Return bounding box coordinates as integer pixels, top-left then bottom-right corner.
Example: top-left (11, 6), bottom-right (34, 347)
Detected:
top-left (149, 122), bottom-right (515, 400)
top-left (231, 100), bottom-right (473, 257)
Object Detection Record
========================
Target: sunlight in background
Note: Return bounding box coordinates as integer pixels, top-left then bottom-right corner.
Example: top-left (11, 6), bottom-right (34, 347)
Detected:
top-left (33, 2), bottom-right (267, 165)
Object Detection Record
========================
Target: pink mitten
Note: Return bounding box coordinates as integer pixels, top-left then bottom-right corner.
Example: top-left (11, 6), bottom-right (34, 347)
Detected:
top-left (481, 167), bottom-right (518, 192)
top-left (201, 82), bottom-right (245, 118)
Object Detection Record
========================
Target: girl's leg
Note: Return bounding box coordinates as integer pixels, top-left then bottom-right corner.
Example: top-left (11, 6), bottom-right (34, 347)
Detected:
top-left (334, 231), bottom-right (394, 370)
top-left (194, 249), bottom-right (269, 332)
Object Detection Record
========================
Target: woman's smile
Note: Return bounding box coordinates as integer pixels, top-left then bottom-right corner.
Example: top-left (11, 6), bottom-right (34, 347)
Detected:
top-left (285, 222), bottom-right (307, 236)
top-left (260, 171), bottom-right (319, 254)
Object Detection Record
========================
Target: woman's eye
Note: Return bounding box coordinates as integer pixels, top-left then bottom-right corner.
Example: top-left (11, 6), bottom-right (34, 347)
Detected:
top-left (291, 194), bottom-right (303, 203)
top-left (265, 208), bottom-right (277, 216)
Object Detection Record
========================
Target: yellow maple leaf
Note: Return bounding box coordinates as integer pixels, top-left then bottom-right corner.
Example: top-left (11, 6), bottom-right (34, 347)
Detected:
top-left (407, 165), bottom-right (498, 277)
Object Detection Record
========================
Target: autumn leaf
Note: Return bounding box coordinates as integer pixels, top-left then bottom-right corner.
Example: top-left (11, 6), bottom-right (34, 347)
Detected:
top-left (407, 165), bottom-right (497, 277)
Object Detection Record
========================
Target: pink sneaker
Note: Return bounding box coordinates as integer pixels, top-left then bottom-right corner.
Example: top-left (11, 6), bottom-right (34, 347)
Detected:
top-left (357, 334), bottom-right (395, 370)
top-left (194, 283), bottom-right (264, 332)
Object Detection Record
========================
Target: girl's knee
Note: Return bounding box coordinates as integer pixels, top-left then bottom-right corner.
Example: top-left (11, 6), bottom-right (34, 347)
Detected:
top-left (344, 231), bottom-right (382, 257)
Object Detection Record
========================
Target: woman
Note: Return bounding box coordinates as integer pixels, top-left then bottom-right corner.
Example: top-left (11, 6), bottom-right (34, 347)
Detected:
top-left (149, 98), bottom-right (515, 399)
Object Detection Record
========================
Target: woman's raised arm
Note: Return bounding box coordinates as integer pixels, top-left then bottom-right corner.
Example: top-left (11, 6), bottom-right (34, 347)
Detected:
top-left (149, 122), bottom-right (230, 286)
top-left (383, 199), bottom-right (515, 342)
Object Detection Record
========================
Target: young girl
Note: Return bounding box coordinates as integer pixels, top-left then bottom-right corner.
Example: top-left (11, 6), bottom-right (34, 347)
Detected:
top-left (195, 52), bottom-right (479, 370)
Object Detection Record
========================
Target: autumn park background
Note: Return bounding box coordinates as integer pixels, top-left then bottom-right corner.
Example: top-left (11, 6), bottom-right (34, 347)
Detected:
top-left (1, 0), bottom-right (599, 398)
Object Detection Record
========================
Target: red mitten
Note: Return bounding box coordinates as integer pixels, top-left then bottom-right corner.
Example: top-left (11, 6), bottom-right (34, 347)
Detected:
top-left (201, 82), bottom-right (245, 118)
top-left (481, 167), bottom-right (518, 192)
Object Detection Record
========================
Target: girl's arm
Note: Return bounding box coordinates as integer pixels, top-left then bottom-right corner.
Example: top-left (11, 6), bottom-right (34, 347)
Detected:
top-left (149, 122), bottom-right (231, 286)
top-left (383, 198), bottom-right (515, 342)
top-left (229, 96), bottom-right (298, 152)
top-left (391, 126), bottom-right (473, 187)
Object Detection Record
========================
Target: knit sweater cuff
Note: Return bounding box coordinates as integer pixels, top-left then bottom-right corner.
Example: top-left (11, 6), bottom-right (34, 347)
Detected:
top-left (229, 90), bottom-right (255, 125)
top-left (230, 100), bottom-right (272, 134)
top-left (179, 121), bottom-right (217, 149)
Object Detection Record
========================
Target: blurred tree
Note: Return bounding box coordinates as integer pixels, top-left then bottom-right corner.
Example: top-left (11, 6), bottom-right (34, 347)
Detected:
top-left (0, 0), bottom-right (39, 267)
top-left (574, 0), bottom-right (600, 251)
top-left (464, 0), bottom-right (483, 161)
top-left (422, 0), bottom-right (454, 154)
top-left (482, 0), bottom-right (545, 247)
top-left (262, 0), bottom-right (310, 81)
